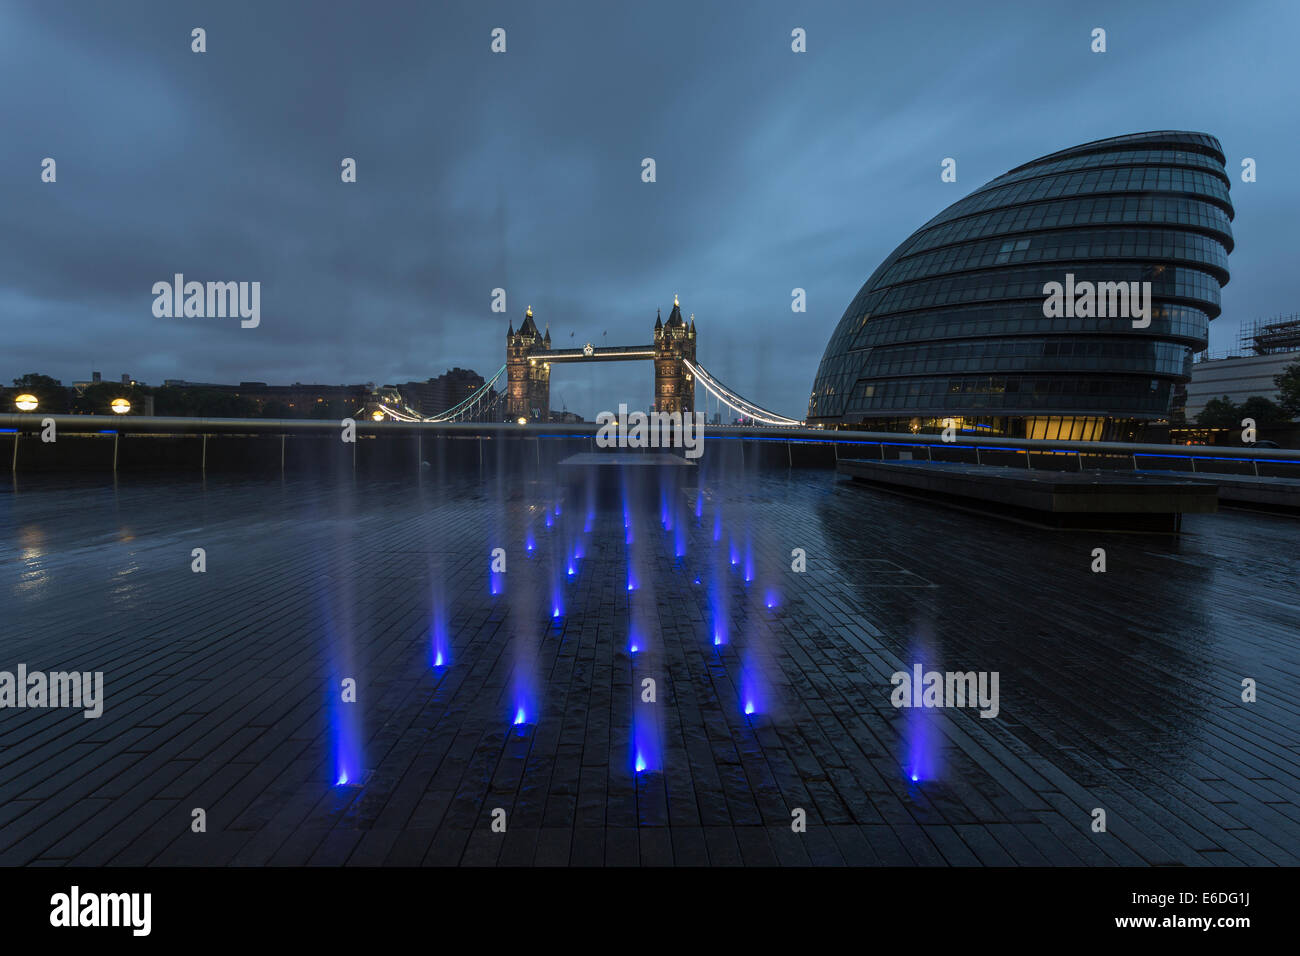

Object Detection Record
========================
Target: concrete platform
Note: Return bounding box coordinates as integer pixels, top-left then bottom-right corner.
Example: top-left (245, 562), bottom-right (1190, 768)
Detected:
top-left (838, 459), bottom-right (1218, 531)
top-left (557, 451), bottom-right (696, 470)
top-left (1138, 470), bottom-right (1300, 511)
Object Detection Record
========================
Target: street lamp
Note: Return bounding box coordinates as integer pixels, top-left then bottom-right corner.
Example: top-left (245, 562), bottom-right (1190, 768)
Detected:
top-left (14, 393), bottom-right (38, 412)
top-left (110, 398), bottom-right (131, 415)
top-left (371, 410), bottom-right (385, 421)
top-left (517, 417), bottom-right (528, 425)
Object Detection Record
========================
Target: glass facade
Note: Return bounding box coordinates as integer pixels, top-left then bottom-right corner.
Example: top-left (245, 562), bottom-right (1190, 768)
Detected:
top-left (808, 131), bottom-right (1234, 434)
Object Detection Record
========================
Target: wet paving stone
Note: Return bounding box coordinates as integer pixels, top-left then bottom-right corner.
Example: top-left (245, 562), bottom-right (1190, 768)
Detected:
top-left (1, 467), bottom-right (1298, 865)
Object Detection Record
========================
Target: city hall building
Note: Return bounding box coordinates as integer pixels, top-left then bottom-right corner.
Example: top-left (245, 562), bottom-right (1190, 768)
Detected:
top-left (808, 131), bottom-right (1234, 440)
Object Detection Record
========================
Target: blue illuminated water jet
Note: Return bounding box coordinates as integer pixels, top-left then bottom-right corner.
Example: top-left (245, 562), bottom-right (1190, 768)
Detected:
top-left (709, 572), bottom-right (728, 646)
top-left (430, 619), bottom-right (450, 669)
top-left (511, 679), bottom-right (536, 731)
top-left (550, 580), bottom-right (564, 620)
top-left (905, 709), bottom-right (940, 782)
top-left (332, 717), bottom-right (362, 786)
top-left (631, 710), bottom-right (660, 774)
top-left (331, 689), bottom-right (363, 787)
top-left (428, 580), bottom-right (450, 668)
top-left (740, 662), bottom-right (767, 717)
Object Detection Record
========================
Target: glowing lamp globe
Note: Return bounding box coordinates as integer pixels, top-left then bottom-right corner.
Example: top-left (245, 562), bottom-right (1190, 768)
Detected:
top-left (110, 398), bottom-right (131, 415)
top-left (14, 393), bottom-right (38, 412)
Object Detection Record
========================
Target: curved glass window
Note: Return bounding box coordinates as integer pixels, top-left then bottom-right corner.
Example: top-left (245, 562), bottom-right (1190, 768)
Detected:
top-left (845, 375), bottom-right (1174, 414)
top-left (981, 149), bottom-right (1231, 190)
top-left (848, 303), bottom-right (1210, 350)
top-left (901, 195), bottom-right (1233, 256)
top-left (879, 228), bottom-right (1228, 286)
top-left (859, 339), bottom-right (1191, 379)
top-left (864, 264), bottom-right (1222, 319)
top-left (923, 166), bottom-right (1232, 229)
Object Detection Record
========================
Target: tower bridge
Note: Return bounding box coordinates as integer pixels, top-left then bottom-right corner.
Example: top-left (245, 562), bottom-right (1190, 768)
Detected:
top-left (370, 295), bottom-right (802, 426)
top-left (507, 296), bottom-right (697, 423)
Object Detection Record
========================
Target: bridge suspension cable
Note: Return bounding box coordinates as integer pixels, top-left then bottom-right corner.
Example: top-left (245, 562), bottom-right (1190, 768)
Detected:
top-left (424, 365), bottom-right (506, 422)
top-left (373, 365), bottom-right (507, 423)
top-left (683, 359), bottom-right (802, 426)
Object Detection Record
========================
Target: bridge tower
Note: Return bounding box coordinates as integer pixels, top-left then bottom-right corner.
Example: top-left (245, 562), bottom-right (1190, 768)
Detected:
top-left (654, 294), bottom-right (696, 415)
top-left (507, 306), bottom-right (551, 422)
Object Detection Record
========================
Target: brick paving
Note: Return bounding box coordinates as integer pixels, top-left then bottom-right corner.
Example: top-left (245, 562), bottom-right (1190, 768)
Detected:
top-left (2, 463), bottom-right (1298, 866)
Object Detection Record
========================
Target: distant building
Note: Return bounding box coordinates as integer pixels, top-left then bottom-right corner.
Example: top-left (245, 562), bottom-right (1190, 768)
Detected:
top-left (1181, 354), bottom-right (1299, 421)
top-left (1177, 314), bottom-right (1300, 421)
top-left (68, 371), bottom-right (153, 414)
top-left (73, 370), bottom-right (136, 393)
top-left (159, 380), bottom-right (372, 415)
top-left (396, 367), bottom-right (486, 417)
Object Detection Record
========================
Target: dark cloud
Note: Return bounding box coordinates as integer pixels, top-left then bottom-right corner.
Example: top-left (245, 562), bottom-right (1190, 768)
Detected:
top-left (1, 0), bottom-right (1294, 418)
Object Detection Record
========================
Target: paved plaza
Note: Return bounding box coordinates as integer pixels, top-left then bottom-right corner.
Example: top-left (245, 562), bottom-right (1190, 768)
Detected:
top-left (2, 465), bottom-right (1298, 865)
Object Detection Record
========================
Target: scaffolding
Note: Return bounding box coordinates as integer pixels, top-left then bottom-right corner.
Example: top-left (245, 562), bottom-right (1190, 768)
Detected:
top-left (1240, 313), bottom-right (1300, 356)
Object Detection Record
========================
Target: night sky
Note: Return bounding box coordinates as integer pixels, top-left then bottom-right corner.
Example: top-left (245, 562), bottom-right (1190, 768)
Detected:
top-left (2, 0), bottom-right (1295, 420)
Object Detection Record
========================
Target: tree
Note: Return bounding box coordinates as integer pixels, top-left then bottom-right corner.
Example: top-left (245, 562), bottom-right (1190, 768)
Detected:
top-left (72, 382), bottom-right (149, 415)
top-left (1274, 361), bottom-right (1300, 419)
top-left (12, 373), bottom-right (62, 389)
top-left (1195, 395), bottom-right (1239, 427)
top-left (1238, 395), bottom-right (1288, 426)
